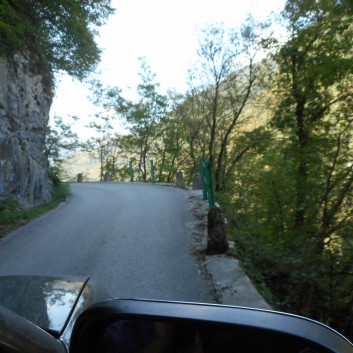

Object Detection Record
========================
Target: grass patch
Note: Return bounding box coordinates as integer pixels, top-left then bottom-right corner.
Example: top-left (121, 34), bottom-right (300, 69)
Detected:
top-left (0, 183), bottom-right (70, 238)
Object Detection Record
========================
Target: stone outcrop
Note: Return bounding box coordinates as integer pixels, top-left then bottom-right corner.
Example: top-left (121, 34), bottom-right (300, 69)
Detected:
top-left (176, 171), bottom-right (185, 189)
top-left (0, 54), bottom-right (53, 206)
top-left (192, 173), bottom-right (202, 190)
top-left (207, 207), bottom-right (229, 255)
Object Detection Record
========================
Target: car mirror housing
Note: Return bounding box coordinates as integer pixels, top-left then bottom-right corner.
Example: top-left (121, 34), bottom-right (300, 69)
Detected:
top-left (70, 299), bottom-right (353, 353)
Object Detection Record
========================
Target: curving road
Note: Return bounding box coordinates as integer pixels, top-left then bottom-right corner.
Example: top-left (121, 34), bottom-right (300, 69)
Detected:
top-left (0, 183), bottom-right (214, 302)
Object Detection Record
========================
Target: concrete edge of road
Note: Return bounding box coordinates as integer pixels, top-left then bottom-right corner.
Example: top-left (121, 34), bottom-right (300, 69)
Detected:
top-left (204, 254), bottom-right (271, 310)
top-left (186, 189), bottom-right (271, 310)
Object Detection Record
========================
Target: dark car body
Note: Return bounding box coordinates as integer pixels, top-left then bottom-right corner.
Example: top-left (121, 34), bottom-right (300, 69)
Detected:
top-left (0, 276), bottom-right (108, 352)
top-left (0, 275), bottom-right (352, 353)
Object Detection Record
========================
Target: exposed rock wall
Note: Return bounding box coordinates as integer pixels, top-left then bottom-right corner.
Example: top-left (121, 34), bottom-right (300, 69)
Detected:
top-left (0, 54), bottom-right (52, 206)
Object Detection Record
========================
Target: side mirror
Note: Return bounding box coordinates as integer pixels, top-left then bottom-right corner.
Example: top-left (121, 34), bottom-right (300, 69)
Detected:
top-left (70, 299), bottom-right (353, 353)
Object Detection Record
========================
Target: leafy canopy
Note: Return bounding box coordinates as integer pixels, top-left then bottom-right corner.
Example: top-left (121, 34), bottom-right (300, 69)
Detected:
top-left (0, 0), bottom-right (114, 79)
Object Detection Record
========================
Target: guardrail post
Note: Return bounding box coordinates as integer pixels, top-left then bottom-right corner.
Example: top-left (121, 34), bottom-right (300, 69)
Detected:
top-left (200, 158), bottom-right (208, 200)
top-left (150, 160), bottom-right (155, 184)
top-left (129, 160), bottom-right (134, 182)
top-left (199, 157), bottom-right (215, 208)
top-left (205, 160), bottom-right (215, 208)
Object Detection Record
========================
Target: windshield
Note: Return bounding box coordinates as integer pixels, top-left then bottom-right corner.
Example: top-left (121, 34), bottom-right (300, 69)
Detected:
top-left (0, 0), bottom-right (352, 346)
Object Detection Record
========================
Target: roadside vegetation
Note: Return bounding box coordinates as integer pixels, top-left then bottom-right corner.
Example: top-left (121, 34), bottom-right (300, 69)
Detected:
top-left (0, 181), bottom-right (70, 239)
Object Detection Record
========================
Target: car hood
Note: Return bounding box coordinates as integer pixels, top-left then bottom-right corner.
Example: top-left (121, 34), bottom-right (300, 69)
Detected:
top-left (0, 275), bottom-right (89, 336)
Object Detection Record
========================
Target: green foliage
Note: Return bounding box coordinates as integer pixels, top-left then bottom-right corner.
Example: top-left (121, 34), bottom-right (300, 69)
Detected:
top-left (45, 115), bottom-right (79, 182)
top-left (48, 165), bottom-right (63, 187)
top-left (0, 0), bottom-right (114, 79)
top-left (0, 199), bottom-right (20, 213)
top-left (84, 113), bottom-right (117, 181)
top-left (192, 20), bottom-right (272, 191)
top-left (272, 0), bottom-right (353, 248)
top-left (46, 116), bottom-right (79, 162)
top-left (89, 58), bottom-right (168, 182)
top-left (0, 183), bottom-right (70, 238)
top-left (222, 0), bottom-right (353, 338)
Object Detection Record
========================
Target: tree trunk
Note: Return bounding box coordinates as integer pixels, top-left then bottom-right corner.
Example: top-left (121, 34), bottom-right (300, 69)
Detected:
top-left (208, 84), bottom-right (220, 168)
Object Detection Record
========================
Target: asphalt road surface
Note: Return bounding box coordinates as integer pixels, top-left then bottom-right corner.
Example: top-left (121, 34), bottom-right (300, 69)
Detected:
top-left (0, 183), bottom-right (214, 302)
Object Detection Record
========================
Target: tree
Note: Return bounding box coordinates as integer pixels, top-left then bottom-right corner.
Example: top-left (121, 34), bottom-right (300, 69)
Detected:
top-left (110, 58), bottom-right (167, 182)
top-left (85, 113), bottom-right (115, 181)
top-left (182, 80), bottom-right (212, 180)
top-left (193, 20), bottom-right (269, 191)
top-left (217, 0), bottom-right (353, 336)
top-left (241, 0), bottom-right (353, 334)
top-left (0, 0), bottom-right (114, 79)
top-left (273, 0), bottom-right (353, 252)
top-left (45, 115), bottom-right (79, 184)
top-left (155, 93), bottom-right (188, 183)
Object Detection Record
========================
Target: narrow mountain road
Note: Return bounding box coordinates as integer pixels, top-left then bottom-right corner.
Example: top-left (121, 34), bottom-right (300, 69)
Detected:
top-left (0, 183), bottom-right (214, 302)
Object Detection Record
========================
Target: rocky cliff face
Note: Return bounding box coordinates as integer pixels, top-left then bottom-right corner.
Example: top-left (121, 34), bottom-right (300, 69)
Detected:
top-left (0, 54), bottom-right (52, 206)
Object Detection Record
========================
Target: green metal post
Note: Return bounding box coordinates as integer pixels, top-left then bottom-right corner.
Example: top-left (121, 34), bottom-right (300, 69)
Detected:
top-left (150, 160), bottom-right (155, 184)
top-left (205, 160), bottom-right (215, 208)
top-left (199, 157), bottom-right (208, 200)
top-left (129, 160), bottom-right (134, 182)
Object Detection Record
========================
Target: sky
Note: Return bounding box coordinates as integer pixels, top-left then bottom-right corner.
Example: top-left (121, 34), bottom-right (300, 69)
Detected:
top-left (50, 0), bottom-right (285, 139)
